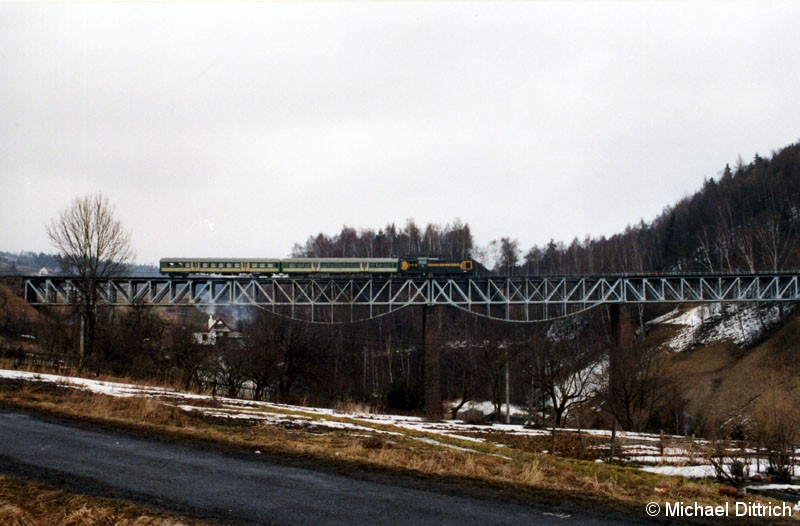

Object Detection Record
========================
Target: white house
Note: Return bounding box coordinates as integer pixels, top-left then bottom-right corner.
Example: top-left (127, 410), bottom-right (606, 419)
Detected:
top-left (194, 315), bottom-right (242, 346)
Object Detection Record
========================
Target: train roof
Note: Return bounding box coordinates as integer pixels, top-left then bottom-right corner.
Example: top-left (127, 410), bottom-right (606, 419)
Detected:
top-left (281, 257), bottom-right (398, 262)
top-left (160, 257), bottom-right (282, 262)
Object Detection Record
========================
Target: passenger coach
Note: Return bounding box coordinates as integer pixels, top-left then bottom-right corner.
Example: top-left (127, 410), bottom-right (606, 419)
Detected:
top-left (159, 258), bottom-right (281, 275)
top-left (159, 257), bottom-right (473, 276)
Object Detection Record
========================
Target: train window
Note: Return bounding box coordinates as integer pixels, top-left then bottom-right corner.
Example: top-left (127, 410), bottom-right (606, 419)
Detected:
top-left (202, 263), bottom-right (209, 268)
top-left (234, 263), bottom-right (240, 268)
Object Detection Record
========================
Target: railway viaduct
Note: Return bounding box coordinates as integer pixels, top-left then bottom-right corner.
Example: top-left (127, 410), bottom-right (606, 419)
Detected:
top-left (22, 273), bottom-right (800, 418)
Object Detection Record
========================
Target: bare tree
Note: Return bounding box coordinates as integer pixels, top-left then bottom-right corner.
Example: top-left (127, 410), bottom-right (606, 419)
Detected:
top-left (244, 309), bottom-right (333, 403)
top-left (755, 211), bottom-right (795, 272)
top-left (46, 193), bottom-right (134, 367)
top-left (529, 336), bottom-right (602, 428)
top-left (750, 388), bottom-right (799, 483)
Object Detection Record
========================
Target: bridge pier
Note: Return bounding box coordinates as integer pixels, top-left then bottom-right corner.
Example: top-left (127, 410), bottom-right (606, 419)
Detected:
top-left (422, 305), bottom-right (443, 420)
top-left (608, 303), bottom-right (636, 423)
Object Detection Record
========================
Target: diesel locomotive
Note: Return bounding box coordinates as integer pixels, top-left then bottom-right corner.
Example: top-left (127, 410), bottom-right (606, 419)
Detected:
top-left (159, 257), bottom-right (473, 276)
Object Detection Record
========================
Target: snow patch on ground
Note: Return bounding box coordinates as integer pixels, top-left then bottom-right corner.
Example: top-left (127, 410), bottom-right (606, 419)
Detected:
top-left (641, 464), bottom-right (717, 478)
top-left (650, 303), bottom-right (793, 352)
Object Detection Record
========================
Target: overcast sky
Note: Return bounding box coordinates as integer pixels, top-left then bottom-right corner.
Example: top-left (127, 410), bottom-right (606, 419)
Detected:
top-left (2, 1), bottom-right (799, 265)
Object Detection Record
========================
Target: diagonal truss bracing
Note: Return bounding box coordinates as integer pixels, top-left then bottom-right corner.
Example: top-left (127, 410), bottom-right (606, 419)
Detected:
top-left (23, 274), bottom-right (800, 323)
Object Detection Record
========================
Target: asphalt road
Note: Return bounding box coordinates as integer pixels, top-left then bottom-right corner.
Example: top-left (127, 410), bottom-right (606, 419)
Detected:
top-left (0, 408), bottom-right (654, 526)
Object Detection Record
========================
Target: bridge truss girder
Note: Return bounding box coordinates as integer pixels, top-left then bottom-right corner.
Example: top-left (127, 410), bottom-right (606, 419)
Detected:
top-left (23, 274), bottom-right (800, 323)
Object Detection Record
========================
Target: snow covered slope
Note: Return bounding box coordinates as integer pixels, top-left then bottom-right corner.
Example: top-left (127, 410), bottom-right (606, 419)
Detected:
top-left (648, 303), bottom-right (793, 352)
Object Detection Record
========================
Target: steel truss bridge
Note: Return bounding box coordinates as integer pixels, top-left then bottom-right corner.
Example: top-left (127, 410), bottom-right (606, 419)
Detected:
top-left (23, 273), bottom-right (800, 322)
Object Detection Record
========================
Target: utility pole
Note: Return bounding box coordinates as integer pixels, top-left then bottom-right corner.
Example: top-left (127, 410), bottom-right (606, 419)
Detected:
top-left (505, 347), bottom-right (511, 424)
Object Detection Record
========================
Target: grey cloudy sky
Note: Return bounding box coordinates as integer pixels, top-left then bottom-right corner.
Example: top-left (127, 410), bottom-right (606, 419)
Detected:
top-left (2, 1), bottom-right (799, 265)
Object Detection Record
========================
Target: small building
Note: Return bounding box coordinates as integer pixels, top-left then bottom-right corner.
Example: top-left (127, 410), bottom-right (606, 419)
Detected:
top-left (194, 315), bottom-right (242, 346)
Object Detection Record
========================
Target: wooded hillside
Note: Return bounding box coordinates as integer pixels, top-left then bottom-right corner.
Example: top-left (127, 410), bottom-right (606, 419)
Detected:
top-left (292, 142), bottom-right (800, 275)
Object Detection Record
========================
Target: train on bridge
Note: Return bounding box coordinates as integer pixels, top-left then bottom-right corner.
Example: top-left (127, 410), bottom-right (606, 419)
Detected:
top-left (159, 257), bottom-right (474, 277)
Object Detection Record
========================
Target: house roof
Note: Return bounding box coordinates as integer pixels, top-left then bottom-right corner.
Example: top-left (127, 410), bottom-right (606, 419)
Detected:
top-left (206, 314), bottom-right (236, 333)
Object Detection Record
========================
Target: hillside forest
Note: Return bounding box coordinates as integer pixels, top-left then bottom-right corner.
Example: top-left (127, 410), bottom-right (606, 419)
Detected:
top-left (291, 142), bottom-right (800, 275)
top-left (2, 141), bottom-right (800, 463)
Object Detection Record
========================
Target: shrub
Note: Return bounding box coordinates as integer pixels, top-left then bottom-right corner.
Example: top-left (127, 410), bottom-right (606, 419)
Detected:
top-left (384, 382), bottom-right (421, 411)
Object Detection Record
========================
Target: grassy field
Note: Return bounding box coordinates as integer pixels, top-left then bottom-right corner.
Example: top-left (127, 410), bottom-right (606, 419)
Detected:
top-left (1, 371), bottom-right (798, 525)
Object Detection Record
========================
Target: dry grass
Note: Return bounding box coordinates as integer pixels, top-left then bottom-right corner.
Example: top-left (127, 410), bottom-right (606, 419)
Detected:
top-left (0, 284), bottom-right (41, 326)
top-left (0, 474), bottom-right (208, 526)
top-left (0, 504), bottom-right (37, 526)
top-left (662, 309), bottom-right (800, 437)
